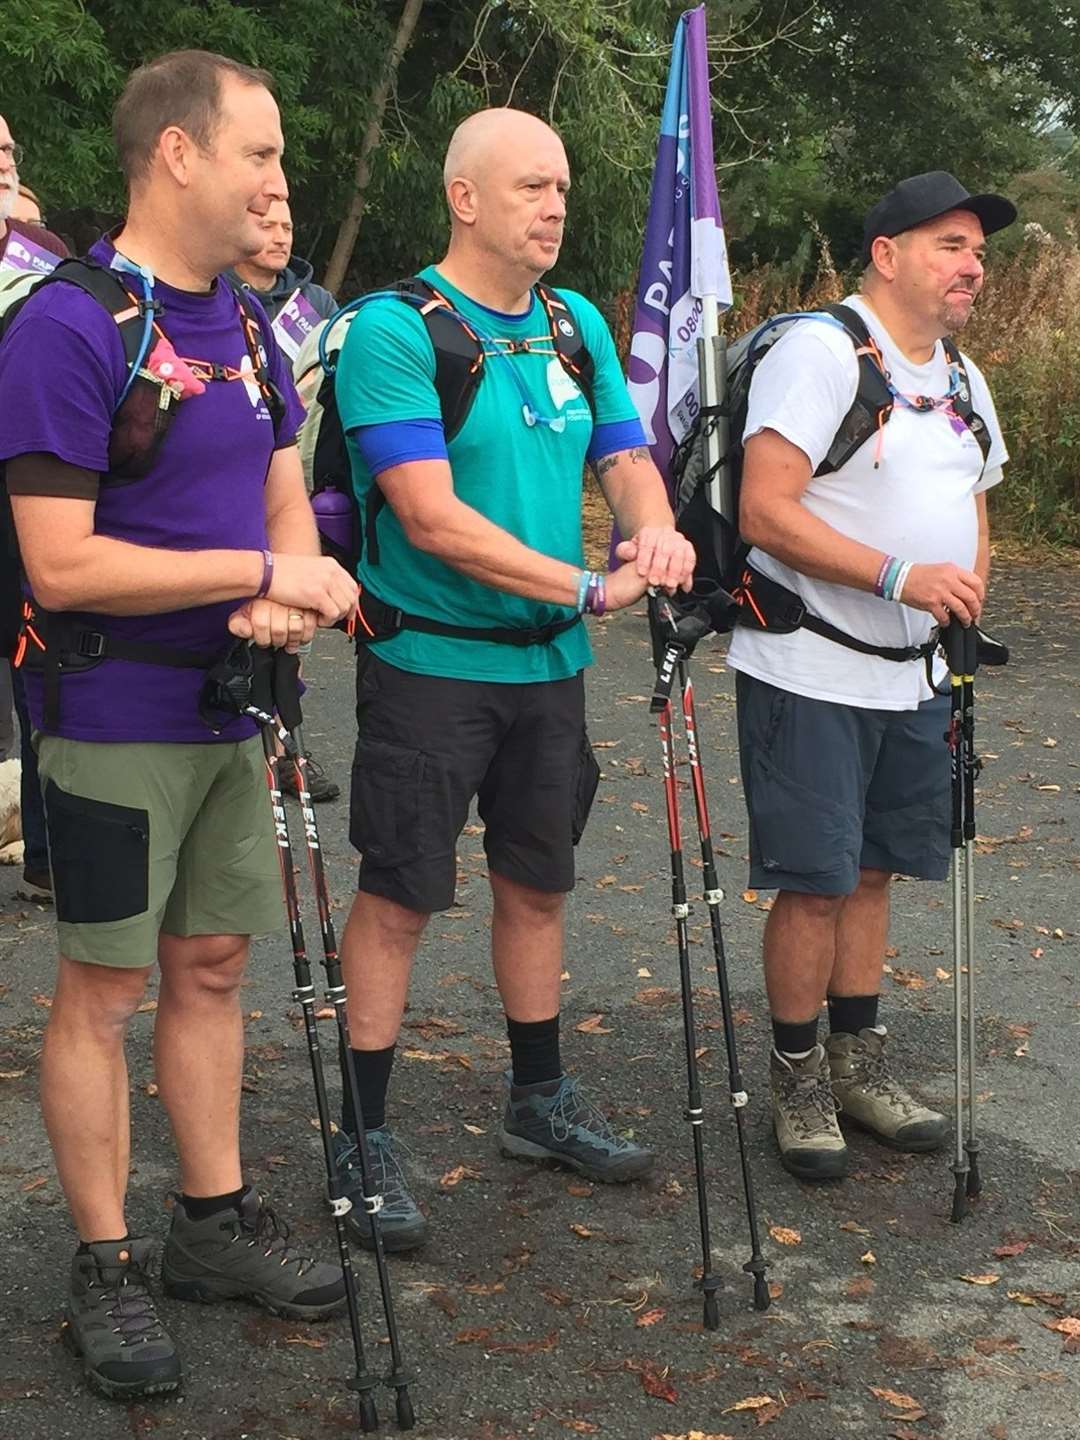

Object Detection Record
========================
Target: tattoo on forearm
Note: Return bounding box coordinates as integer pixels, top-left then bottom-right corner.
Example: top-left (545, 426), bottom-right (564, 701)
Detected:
top-left (593, 445), bottom-right (651, 481)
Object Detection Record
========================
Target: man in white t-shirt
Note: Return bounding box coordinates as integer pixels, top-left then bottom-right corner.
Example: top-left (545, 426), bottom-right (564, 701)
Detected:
top-left (726, 171), bottom-right (1016, 1181)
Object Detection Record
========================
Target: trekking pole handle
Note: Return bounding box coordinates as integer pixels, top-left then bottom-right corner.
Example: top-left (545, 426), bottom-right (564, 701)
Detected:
top-left (942, 618), bottom-right (977, 677)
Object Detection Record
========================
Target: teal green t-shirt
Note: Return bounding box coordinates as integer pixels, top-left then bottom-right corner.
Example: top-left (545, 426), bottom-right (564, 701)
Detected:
top-left (334, 267), bottom-right (640, 682)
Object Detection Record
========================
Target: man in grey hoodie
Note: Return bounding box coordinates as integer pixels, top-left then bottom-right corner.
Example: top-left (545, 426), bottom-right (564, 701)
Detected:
top-left (226, 198), bottom-right (336, 322)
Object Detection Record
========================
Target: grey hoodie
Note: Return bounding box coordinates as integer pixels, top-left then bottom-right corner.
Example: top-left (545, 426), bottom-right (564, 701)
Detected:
top-left (225, 253), bottom-right (337, 323)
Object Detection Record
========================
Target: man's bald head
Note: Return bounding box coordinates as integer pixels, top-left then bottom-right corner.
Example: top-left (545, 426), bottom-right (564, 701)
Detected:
top-left (440, 108), bottom-right (570, 285)
top-left (443, 108), bottom-right (564, 190)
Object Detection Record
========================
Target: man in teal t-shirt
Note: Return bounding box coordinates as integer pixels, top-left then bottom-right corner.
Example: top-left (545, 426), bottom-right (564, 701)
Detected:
top-left (332, 107), bottom-right (695, 1252)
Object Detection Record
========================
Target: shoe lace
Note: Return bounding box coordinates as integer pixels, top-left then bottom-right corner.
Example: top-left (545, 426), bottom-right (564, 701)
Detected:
top-left (98, 1252), bottom-right (166, 1347)
top-left (244, 1203), bottom-right (319, 1277)
top-left (779, 1069), bottom-right (839, 1140)
top-left (549, 1078), bottom-right (635, 1152)
top-left (852, 1047), bottom-right (920, 1117)
top-left (341, 1131), bottom-right (412, 1206)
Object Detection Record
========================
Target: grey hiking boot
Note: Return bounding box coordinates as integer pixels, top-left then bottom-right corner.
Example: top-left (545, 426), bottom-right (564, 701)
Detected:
top-left (770, 1045), bottom-right (848, 1181)
top-left (827, 1027), bottom-right (948, 1152)
top-left (280, 751), bottom-right (340, 803)
top-left (63, 1237), bottom-right (182, 1400)
top-left (333, 1126), bottom-right (429, 1253)
top-left (499, 1072), bottom-right (654, 1183)
top-left (162, 1187), bottom-right (345, 1319)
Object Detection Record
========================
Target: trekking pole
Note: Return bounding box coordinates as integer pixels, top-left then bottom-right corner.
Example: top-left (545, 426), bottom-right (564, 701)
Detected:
top-left (675, 643), bottom-right (770, 1312)
top-left (944, 620), bottom-right (980, 1223)
top-left (648, 590), bottom-right (770, 1319)
top-left (199, 641), bottom-right (413, 1432)
top-left (268, 650), bottom-right (415, 1431)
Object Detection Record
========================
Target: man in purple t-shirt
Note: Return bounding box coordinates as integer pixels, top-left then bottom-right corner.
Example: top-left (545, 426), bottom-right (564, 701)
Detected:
top-left (0, 52), bottom-right (357, 1400)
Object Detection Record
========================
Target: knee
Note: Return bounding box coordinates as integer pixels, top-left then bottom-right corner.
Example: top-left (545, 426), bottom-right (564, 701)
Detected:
top-left (855, 866), bottom-right (892, 893)
top-left (166, 936), bottom-right (248, 1001)
top-left (358, 892), bottom-right (430, 945)
top-left (777, 888), bottom-right (845, 924)
top-left (50, 959), bottom-right (150, 1035)
top-left (492, 876), bottom-right (565, 923)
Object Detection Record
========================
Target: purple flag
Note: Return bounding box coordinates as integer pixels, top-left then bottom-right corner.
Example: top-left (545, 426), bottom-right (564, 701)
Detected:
top-left (626, 5), bottom-right (731, 495)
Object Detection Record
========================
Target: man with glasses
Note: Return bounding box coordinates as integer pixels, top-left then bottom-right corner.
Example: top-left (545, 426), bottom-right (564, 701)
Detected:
top-left (0, 116), bottom-right (68, 263)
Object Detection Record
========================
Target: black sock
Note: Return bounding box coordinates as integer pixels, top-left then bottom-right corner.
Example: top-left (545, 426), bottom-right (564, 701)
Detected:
top-left (181, 1187), bottom-right (246, 1221)
top-left (507, 1014), bottom-right (561, 1087)
top-left (827, 993), bottom-right (879, 1036)
top-left (772, 1016), bottom-right (819, 1057)
top-left (78, 1235), bottom-right (129, 1253)
top-left (342, 1044), bottom-right (396, 1136)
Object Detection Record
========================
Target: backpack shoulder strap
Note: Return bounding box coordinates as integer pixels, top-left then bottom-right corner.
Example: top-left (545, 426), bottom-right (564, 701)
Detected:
top-left (941, 336), bottom-right (992, 462)
top-left (13, 257), bottom-right (153, 372)
top-left (815, 302), bottom-right (894, 475)
top-left (234, 287), bottom-right (287, 437)
top-left (535, 282), bottom-right (596, 418)
top-left (392, 276), bottom-right (485, 443)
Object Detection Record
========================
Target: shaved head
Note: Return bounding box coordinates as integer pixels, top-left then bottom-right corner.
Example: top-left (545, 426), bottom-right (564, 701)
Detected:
top-left (443, 108), bottom-right (564, 189)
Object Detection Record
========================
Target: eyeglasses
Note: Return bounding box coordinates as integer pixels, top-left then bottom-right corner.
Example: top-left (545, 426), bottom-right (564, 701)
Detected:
top-left (0, 143), bottom-right (24, 167)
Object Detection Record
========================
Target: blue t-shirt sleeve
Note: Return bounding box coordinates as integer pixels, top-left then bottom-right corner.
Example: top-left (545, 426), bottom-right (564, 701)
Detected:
top-left (586, 416), bottom-right (647, 464)
top-left (353, 418), bottom-right (448, 477)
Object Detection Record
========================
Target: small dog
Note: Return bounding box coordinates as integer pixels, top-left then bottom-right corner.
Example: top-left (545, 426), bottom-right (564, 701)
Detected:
top-left (0, 756), bottom-right (23, 865)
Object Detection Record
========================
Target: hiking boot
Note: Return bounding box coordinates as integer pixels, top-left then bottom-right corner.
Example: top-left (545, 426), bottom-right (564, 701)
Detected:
top-left (162, 1187), bottom-right (345, 1319)
top-left (280, 752), bottom-right (340, 803)
top-left (770, 1045), bottom-right (848, 1181)
top-left (499, 1072), bottom-right (654, 1183)
top-left (333, 1126), bottom-right (429, 1253)
top-left (63, 1237), bottom-right (182, 1400)
top-left (827, 1027), bottom-right (948, 1152)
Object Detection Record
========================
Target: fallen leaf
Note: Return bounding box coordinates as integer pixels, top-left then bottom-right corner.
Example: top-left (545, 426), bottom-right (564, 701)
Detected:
top-left (314, 1006), bottom-right (335, 1020)
top-left (846, 1276), bottom-right (875, 1298)
top-left (860, 1251), bottom-right (877, 1265)
top-left (440, 1164), bottom-right (482, 1188)
top-left (463, 1123), bottom-right (485, 1136)
top-left (722, 1395), bottom-right (775, 1415)
top-left (890, 968), bottom-right (927, 989)
top-left (768, 1282), bottom-right (784, 1300)
top-left (462, 1281), bottom-right (505, 1296)
top-left (653, 1433), bottom-right (734, 1440)
top-left (869, 1387), bottom-right (921, 1411)
top-left (742, 889), bottom-right (759, 903)
top-left (488, 1330), bottom-right (558, 1355)
top-left (566, 1181), bottom-right (593, 1198)
top-left (454, 1327), bottom-right (494, 1344)
top-left (558, 1422), bottom-right (599, 1435)
top-left (31, 992), bottom-right (52, 1008)
top-left (839, 1221), bottom-right (871, 1235)
top-left (283, 1334), bottom-right (327, 1349)
top-left (1008, 1291), bottom-right (1065, 1309)
top-left (935, 967), bottom-right (951, 981)
top-left (135, 999), bottom-right (157, 1013)
top-left (637, 966), bottom-right (653, 978)
top-left (634, 986), bottom-right (678, 1006)
top-left (1044, 1317), bottom-right (1080, 1337)
top-left (144, 1081), bottom-right (159, 1097)
top-left (768, 1225), bottom-right (801, 1246)
top-left (0, 1069), bottom-right (27, 1080)
top-left (21, 1176), bottom-right (47, 1192)
top-left (630, 801), bottom-right (649, 814)
top-left (636, 1308), bottom-right (666, 1328)
top-left (958, 1273), bottom-right (1000, 1286)
top-left (992, 1242), bottom-right (1029, 1259)
top-left (575, 1013), bottom-right (613, 1034)
top-left (973, 1336), bottom-right (1022, 1355)
top-left (640, 1365), bottom-right (678, 1403)
top-left (569, 1223), bottom-right (596, 1239)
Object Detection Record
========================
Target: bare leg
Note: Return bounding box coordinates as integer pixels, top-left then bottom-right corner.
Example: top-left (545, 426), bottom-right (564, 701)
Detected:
top-left (340, 891), bottom-right (429, 1049)
top-left (489, 872), bottom-right (565, 1022)
top-left (763, 890), bottom-right (845, 1026)
top-left (40, 956), bottom-right (150, 1239)
top-left (154, 933), bottom-right (248, 1198)
top-left (831, 867), bottom-right (892, 997)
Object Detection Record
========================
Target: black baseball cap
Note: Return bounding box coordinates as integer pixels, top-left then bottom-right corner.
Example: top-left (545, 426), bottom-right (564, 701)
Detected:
top-left (861, 171), bottom-right (1017, 265)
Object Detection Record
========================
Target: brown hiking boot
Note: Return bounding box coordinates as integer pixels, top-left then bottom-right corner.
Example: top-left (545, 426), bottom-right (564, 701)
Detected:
top-left (770, 1045), bottom-right (848, 1181)
top-left (827, 1027), bottom-right (947, 1152)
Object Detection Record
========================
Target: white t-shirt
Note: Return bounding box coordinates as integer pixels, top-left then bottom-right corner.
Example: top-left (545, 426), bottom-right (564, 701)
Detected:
top-left (726, 294), bottom-right (1007, 710)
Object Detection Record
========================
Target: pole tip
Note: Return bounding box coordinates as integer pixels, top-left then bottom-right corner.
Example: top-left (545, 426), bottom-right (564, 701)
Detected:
top-left (753, 1274), bottom-right (771, 1312)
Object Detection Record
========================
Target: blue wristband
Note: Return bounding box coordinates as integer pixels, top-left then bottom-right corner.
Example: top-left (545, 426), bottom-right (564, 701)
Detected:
top-left (576, 569), bottom-right (591, 613)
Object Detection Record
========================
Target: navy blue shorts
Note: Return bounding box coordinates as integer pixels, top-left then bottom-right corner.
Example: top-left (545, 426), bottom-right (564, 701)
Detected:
top-left (349, 650), bottom-right (597, 914)
top-left (735, 671), bottom-right (951, 896)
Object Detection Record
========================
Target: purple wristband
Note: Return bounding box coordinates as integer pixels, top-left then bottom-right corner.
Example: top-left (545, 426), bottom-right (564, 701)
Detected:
top-left (874, 554), bottom-right (895, 598)
top-left (585, 573), bottom-right (606, 616)
top-left (256, 549), bottom-right (274, 599)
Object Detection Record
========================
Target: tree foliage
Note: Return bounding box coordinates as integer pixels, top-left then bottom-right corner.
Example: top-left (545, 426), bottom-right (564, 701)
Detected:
top-left (3, 0), bottom-right (1080, 301)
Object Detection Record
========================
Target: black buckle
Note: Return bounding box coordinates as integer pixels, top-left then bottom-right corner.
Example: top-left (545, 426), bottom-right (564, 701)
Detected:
top-left (522, 624), bottom-right (556, 646)
top-left (76, 630), bottom-right (106, 659)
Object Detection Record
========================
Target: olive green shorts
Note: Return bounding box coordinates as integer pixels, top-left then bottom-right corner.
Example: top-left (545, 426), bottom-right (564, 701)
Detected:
top-left (36, 736), bottom-right (284, 968)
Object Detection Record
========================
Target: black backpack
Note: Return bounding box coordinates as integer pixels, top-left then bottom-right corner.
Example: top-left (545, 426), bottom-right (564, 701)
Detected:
top-left (306, 275), bottom-right (600, 647)
top-left (0, 257), bottom-right (284, 723)
top-left (675, 303), bottom-right (992, 662)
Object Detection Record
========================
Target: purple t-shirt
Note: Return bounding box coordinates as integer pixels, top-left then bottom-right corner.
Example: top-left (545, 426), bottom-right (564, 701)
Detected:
top-left (0, 238), bottom-right (306, 742)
